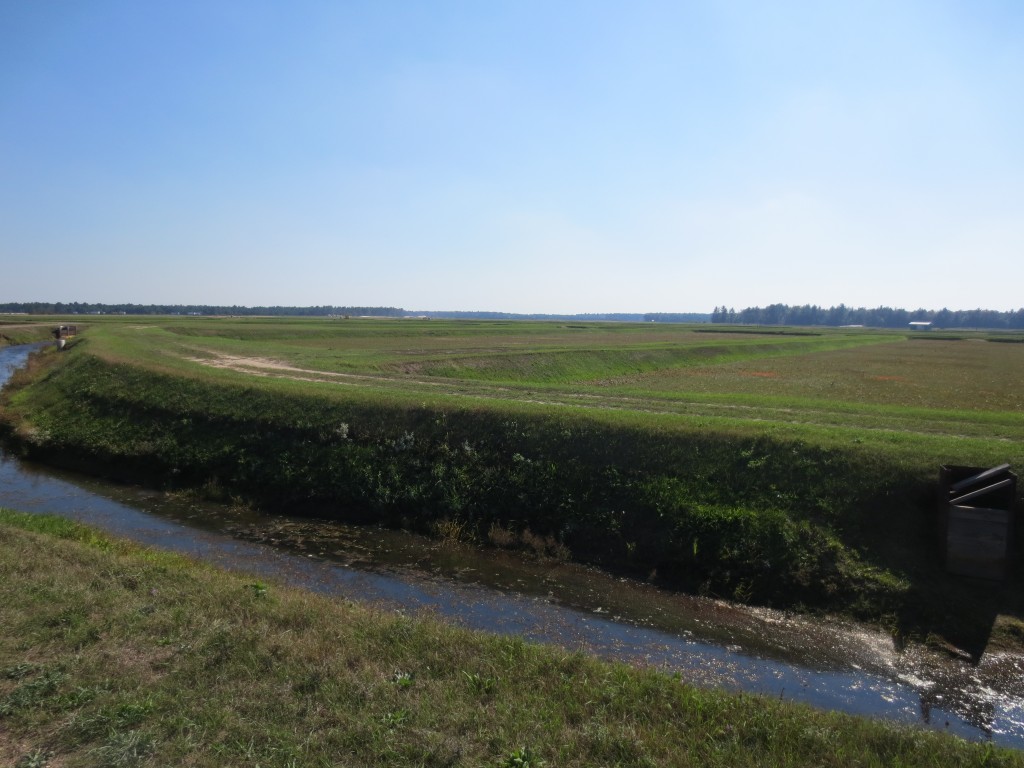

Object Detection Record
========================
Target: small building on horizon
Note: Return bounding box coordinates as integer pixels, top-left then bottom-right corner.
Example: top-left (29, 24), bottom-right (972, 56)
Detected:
top-left (908, 321), bottom-right (933, 330)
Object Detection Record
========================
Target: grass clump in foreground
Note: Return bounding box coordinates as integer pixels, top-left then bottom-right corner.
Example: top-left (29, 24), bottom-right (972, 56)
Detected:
top-left (1, 510), bottom-right (1020, 768)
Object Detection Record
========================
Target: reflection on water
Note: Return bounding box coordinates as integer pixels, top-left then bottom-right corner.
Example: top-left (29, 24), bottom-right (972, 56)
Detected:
top-left (1, 343), bottom-right (1022, 747)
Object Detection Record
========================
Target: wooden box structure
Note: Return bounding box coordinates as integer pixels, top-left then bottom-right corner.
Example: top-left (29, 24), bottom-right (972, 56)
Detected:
top-left (938, 464), bottom-right (1017, 580)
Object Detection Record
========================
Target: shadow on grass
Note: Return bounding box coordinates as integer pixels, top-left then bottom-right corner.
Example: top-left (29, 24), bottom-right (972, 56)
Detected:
top-left (840, 480), bottom-right (1023, 662)
top-left (894, 568), bottom-right (1024, 663)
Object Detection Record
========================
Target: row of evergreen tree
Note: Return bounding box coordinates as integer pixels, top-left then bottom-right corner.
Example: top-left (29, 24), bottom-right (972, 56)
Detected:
top-left (711, 304), bottom-right (1024, 329)
top-left (0, 302), bottom-right (406, 317)
top-left (0, 303), bottom-right (713, 323)
top-left (9, 300), bottom-right (1021, 329)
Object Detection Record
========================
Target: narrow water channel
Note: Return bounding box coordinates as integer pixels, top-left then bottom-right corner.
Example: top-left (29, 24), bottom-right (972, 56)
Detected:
top-left (2, 343), bottom-right (1022, 748)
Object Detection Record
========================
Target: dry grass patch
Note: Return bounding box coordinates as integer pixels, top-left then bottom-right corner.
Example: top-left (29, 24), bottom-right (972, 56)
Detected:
top-left (1, 510), bottom-right (1022, 767)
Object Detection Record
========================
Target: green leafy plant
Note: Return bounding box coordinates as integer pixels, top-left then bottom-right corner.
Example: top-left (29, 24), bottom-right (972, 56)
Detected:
top-left (246, 581), bottom-right (268, 598)
top-left (381, 708), bottom-right (410, 728)
top-left (15, 749), bottom-right (53, 768)
top-left (464, 670), bottom-right (498, 696)
top-left (390, 670), bottom-right (414, 689)
top-left (501, 746), bottom-right (545, 767)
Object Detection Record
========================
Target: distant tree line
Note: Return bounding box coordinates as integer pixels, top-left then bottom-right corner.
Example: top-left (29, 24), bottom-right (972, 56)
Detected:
top-left (8, 300), bottom-right (1023, 328)
top-left (711, 304), bottom-right (1024, 329)
top-left (0, 302), bottom-right (406, 317)
top-left (0, 303), bottom-right (713, 323)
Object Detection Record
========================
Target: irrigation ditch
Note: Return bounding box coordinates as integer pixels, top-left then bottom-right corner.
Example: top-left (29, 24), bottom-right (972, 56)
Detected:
top-left (1, 342), bottom-right (1023, 747)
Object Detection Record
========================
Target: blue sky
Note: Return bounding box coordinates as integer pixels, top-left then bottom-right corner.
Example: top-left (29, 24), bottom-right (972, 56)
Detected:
top-left (2, 1), bottom-right (1021, 312)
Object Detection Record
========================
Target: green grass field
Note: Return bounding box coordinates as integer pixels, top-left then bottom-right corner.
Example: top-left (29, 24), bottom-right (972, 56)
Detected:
top-left (2, 316), bottom-right (1023, 648)
top-left (20, 315), bottom-right (1023, 478)
top-left (50, 315), bottom-right (1024, 443)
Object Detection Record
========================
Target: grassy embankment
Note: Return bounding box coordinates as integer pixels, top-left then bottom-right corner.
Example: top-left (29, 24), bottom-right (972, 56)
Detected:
top-left (0, 320), bottom-right (57, 346)
top-left (1, 318), bottom-right (1022, 651)
top-left (2, 509), bottom-right (1020, 768)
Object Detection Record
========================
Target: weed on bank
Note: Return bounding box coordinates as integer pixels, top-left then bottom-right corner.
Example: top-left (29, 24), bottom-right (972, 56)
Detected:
top-left (1, 510), bottom-right (1019, 768)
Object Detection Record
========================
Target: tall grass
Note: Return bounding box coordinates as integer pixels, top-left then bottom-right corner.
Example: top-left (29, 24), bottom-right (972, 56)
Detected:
top-left (2, 510), bottom-right (1020, 767)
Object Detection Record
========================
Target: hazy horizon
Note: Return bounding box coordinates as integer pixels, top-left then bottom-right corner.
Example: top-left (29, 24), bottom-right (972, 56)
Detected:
top-left (2, 2), bottom-right (1022, 313)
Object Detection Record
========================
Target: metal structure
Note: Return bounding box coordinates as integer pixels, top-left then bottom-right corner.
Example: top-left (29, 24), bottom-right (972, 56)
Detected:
top-left (938, 464), bottom-right (1018, 580)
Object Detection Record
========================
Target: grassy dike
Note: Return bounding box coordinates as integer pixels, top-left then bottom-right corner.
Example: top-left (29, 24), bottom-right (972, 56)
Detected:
top-left (1, 342), bottom-right (1021, 648)
top-left (0, 322), bottom-right (57, 346)
top-left (1, 509), bottom-right (1020, 768)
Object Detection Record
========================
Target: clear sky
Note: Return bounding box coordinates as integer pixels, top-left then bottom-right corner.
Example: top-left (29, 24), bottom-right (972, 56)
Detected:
top-left (1, 1), bottom-right (1022, 313)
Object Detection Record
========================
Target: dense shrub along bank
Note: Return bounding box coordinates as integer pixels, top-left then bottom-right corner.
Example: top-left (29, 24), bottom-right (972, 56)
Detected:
top-left (2, 350), bottom-right (933, 614)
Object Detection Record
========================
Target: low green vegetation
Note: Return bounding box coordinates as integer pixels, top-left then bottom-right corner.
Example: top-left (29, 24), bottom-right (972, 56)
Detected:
top-left (1, 510), bottom-right (1019, 767)
top-left (1, 317), bottom-right (1022, 651)
top-left (0, 321), bottom-right (56, 346)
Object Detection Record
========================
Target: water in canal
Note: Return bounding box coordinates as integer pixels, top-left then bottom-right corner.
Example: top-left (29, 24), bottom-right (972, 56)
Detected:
top-left (2, 343), bottom-right (1022, 747)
